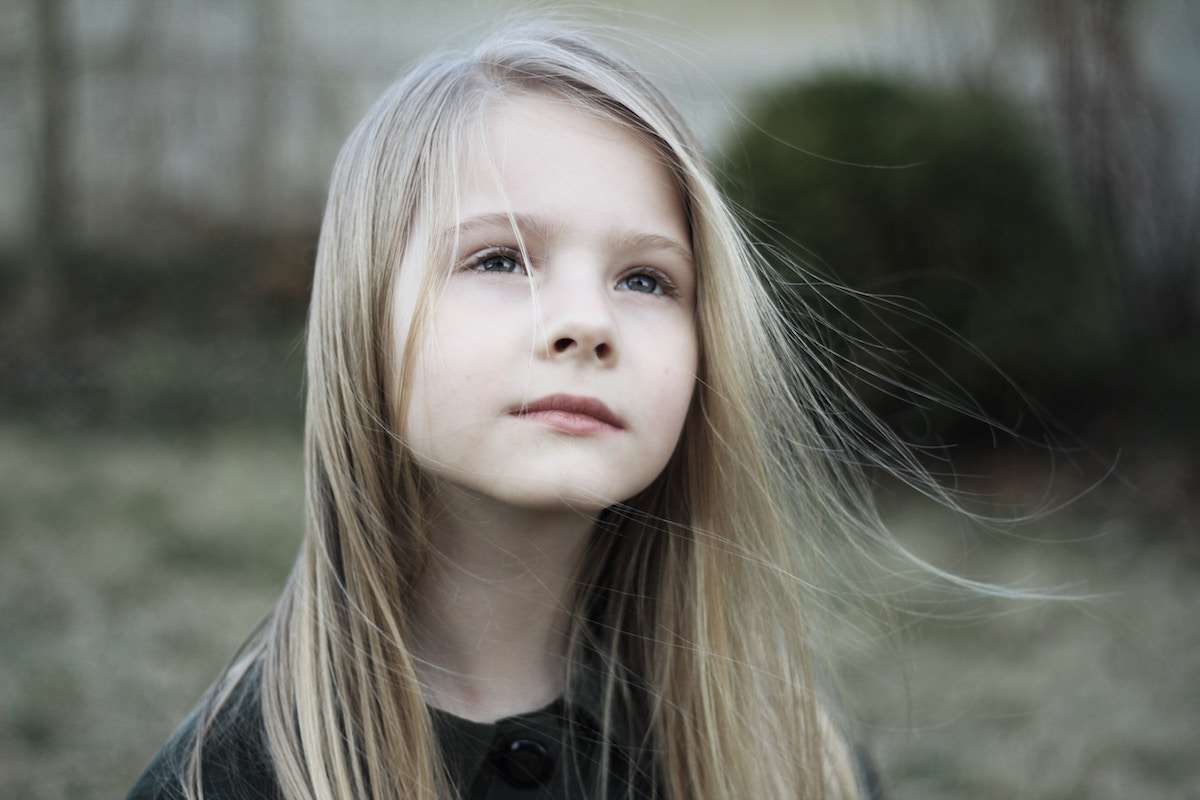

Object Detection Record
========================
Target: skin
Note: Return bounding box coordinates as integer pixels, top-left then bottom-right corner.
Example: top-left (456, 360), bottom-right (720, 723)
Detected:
top-left (391, 90), bottom-right (698, 723)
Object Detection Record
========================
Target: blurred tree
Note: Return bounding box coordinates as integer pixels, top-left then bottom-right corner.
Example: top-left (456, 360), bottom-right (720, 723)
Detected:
top-left (1012, 0), bottom-right (1199, 339)
top-left (247, 0), bottom-right (285, 219)
top-left (27, 0), bottom-right (69, 340)
top-left (718, 72), bottom-right (1118, 448)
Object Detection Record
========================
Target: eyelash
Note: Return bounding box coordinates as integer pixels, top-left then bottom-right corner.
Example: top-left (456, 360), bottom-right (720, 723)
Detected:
top-left (459, 245), bottom-right (682, 300)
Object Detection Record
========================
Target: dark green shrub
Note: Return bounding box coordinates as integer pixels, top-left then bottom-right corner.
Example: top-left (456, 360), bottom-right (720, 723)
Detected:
top-left (718, 72), bottom-right (1119, 448)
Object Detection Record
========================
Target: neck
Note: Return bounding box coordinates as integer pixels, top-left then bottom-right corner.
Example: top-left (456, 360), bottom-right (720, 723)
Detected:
top-left (407, 483), bottom-right (598, 724)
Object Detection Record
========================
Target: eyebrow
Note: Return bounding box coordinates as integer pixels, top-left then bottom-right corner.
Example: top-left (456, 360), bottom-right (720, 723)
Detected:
top-left (440, 211), bottom-right (694, 266)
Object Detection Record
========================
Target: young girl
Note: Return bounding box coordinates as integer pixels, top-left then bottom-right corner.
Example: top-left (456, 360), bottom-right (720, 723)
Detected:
top-left (126, 16), bottom-right (905, 800)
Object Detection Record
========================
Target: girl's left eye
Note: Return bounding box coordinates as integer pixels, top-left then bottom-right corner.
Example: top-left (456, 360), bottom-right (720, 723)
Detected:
top-left (616, 270), bottom-right (679, 298)
top-left (461, 246), bottom-right (680, 299)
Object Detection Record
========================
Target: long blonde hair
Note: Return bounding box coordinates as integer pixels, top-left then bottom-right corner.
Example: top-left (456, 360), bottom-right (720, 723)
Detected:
top-left (178, 14), bottom-right (995, 800)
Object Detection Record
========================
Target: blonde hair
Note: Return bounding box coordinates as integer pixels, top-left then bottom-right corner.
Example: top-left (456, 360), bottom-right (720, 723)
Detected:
top-left (174, 13), bottom-right (1018, 800)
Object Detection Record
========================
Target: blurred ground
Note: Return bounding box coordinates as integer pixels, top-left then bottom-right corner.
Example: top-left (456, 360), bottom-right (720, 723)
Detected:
top-left (0, 423), bottom-right (1196, 799)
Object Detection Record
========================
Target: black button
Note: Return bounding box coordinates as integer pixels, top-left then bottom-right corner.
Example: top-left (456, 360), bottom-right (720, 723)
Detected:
top-left (488, 737), bottom-right (556, 789)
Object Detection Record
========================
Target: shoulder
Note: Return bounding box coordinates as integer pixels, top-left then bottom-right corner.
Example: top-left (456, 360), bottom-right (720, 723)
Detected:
top-left (126, 689), bottom-right (279, 800)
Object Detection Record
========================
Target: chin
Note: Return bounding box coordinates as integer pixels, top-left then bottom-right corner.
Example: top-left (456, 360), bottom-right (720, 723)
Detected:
top-left (492, 480), bottom-right (635, 513)
top-left (422, 455), bottom-right (663, 514)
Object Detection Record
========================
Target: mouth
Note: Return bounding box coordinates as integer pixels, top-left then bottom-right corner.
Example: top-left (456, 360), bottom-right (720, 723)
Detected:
top-left (508, 393), bottom-right (626, 434)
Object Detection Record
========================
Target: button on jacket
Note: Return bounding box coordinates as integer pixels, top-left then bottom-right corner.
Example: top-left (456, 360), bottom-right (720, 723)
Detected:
top-left (126, 662), bottom-right (884, 800)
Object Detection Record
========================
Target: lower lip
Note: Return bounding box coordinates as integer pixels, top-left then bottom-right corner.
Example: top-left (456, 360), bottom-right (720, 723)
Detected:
top-left (513, 410), bottom-right (622, 435)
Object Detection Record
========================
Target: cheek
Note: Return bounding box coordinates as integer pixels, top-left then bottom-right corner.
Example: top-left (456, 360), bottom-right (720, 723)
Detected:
top-left (644, 318), bottom-right (699, 435)
top-left (663, 316), bottom-right (699, 394)
top-left (428, 293), bottom-right (525, 380)
top-left (403, 297), bottom-right (523, 443)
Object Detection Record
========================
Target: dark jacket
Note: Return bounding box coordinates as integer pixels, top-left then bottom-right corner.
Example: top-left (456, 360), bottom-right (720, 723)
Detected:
top-left (126, 663), bottom-right (884, 800)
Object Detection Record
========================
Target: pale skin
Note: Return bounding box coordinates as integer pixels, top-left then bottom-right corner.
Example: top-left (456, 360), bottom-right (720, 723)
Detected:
top-left (391, 91), bottom-right (698, 723)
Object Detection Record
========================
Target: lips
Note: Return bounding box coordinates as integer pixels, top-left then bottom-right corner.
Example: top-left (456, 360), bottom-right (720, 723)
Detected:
top-left (508, 393), bottom-right (626, 430)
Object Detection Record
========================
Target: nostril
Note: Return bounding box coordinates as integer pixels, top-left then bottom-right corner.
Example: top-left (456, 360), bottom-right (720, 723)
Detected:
top-left (550, 337), bottom-right (610, 357)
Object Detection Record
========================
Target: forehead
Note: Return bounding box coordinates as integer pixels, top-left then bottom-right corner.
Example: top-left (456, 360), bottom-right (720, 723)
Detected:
top-left (450, 90), bottom-right (690, 247)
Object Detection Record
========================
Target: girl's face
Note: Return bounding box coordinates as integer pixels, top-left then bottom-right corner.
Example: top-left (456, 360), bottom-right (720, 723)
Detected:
top-left (393, 91), bottom-right (698, 512)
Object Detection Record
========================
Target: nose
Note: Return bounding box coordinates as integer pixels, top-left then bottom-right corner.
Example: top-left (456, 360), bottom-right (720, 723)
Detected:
top-left (537, 276), bottom-right (618, 365)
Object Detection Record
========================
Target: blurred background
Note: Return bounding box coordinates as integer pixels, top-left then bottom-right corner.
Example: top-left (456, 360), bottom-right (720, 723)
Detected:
top-left (1, 1), bottom-right (1197, 797)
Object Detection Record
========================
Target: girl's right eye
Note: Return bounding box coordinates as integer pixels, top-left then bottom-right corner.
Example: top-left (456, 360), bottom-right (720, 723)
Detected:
top-left (462, 247), bottom-right (528, 275)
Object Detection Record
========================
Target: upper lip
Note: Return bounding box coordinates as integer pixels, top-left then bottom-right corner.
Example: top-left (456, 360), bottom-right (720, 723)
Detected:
top-left (509, 394), bottom-right (626, 429)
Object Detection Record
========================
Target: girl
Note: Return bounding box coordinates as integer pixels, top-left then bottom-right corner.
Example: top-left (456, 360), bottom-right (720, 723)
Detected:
top-left (127, 16), bottom-right (916, 800)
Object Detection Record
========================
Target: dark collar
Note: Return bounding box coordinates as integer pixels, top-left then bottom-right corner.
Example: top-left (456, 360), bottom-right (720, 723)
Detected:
top-left (429, 648), bottom-right (642, 794)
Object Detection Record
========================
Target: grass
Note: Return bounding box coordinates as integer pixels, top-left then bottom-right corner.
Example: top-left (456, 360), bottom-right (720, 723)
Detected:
top-left (836, 500), bottom-right (1200, 799)
top-left (0, 423), bottom-right (1196, 799)
top-left (0, 423), bottom-right (301, 798)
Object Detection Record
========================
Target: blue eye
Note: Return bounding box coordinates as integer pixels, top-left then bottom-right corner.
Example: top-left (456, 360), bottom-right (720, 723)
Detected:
top-left (617, 268), bottom-right (680, 299)
top-left (466, 248), bottom-right (528, 275)
top-left (619, 273), bottom-right (661, 295)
